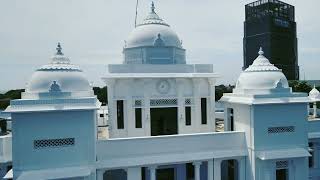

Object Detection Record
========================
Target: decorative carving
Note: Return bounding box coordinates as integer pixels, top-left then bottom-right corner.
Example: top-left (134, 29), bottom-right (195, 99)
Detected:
top-left (49, 81), bottom-right (61, 93)
top-left (154, 33), bottom-right (165, 46)
top-left (275, 80), bottom-right (283, 88)
top-left (156, 80), bottom-right (170, 94)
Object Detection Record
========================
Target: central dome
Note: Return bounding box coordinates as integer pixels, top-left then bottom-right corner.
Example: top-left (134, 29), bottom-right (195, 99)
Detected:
top-left (126, 24), bottom-right (182, 48)
top-left (126, 2), bottom-right (182, 49)
top-left (123, 2), bottom-right (186, 64)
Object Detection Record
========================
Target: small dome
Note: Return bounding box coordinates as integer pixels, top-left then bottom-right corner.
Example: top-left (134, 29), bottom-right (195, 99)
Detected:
top-left (309, 85), bottom-right (320, 100)
top-left (125, 2), bottom-right (182, 49)
top-left (234, 48), bottom-right (289, 94)
top-left (26, 43), bottom-right (91, 93)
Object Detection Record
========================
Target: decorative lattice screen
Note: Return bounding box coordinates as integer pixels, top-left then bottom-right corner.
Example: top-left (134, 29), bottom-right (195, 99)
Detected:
top-left (185, 98), bottom-right (193, 106)
top-left (268, 126), bottom-right (295, 134)
top-left (276, 161), bottom-right (288, 169)
top-left (134, 99), bottom-right (144, 107)
top-left (150, 98), bottom-right (177, 107)
top-left (34, 138), bottom-right (75, 149)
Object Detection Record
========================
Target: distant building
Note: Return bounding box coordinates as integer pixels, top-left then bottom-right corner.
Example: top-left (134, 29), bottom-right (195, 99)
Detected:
top-left (306, 80), bottom-right (320, 87)
top-left (243, 0), bottom-right (299, 80)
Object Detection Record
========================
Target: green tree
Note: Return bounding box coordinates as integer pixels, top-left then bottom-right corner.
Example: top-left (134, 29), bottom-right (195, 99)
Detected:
top-left (93, 86), bottom-right (108, 105)
top-left (289, 80), bottom-right (312, 93)
top-left (215, 84), bottom-right (234, 101)
top-left (0, 89), bottom-right (25, 110)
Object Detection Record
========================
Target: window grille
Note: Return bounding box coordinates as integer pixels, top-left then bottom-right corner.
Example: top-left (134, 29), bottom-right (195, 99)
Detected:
top-left (150, 99), bottom-right (177, 107)
top-left (276, 161), bottom-right (288, 169)
top-left (34, 138), bottom-right (75, 149)
top-left (134, 100), bottom-right (144, 107)
top-left (185, 98), bottom-right (193, 106)
top-left (268, 126), bottom-right (295, 134)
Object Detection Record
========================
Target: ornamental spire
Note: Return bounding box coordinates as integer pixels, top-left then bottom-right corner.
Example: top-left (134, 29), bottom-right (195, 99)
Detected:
top-left (56, 42), bottom-right (64, 55)
top-left (258, 47), bottom-right (264, 55)
top-left (151, 1), bottom-right (155, 13)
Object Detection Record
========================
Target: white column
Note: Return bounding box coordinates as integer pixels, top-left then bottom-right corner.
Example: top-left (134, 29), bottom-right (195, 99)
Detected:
top-left (144, 80), bottom-right (151, 136)
top-left (148, 166), bottom-right (157, 180)
top-left (288, 160), bottom-right (295, 180)
top-left (106, 79), bottom-right (116, 138)
top-left (264, 162), bottom-right (274, 180)
top-left (192, 79), bottom-right (201, 132)
top-left (127, 167), bottom-right (142, 180)
top-left (193, 161), bottom-right (202, 180)
top-left (238, 157), bottom-right (246, 180)
top-left (176, 79), bottom-right (185, 134)
top-left (96, 169), bottom-right (104, 180)
top-left (214, 159), bottom-right (222, 180)
top-left (224, 108), bottom-right (229, 131)
top-left (207, 159), bottom-right (214, 180)
top-left (127, 96), bottom-right (134, 137)
top-left (208, 78), bottom-right (216, 132)
top-left (144, 96), bottom-right (151, 136)
top-left (264, 170), bottom-right (272, 180)
top-left (314, 143), bottom-right (319, 168)
top-left (314, 102), bottom-right (317, 118)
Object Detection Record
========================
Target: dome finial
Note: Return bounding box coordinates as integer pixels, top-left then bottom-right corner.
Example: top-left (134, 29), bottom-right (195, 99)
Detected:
top-left (151, 1), bottom-right (155, 13)
top-left (56, 42), bottom-right (64, 55)
top-left (258, 47), bottom-right (264, 55)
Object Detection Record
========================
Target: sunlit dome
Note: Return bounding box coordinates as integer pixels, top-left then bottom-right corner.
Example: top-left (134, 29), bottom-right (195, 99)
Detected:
top-left (309, 85), bottom-right (320, 100)
top-left (26, 43), bottom-right (91, 94)
top-left (234, 47), bottom-right (290, 94)
top-left (125, 2), bottom-right (182, 49)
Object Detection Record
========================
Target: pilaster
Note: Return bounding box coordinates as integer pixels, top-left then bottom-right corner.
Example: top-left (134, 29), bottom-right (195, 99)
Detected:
top-left (193, 161), bottom-right (202, 180)
top-left (176, 78), bottom-right (185, 133)
top-left (214, 158), bottom-right (222, 180)
top-left (208, 78), bottom-right (216, 132)
top-left (148, 166), bottom-right (157, 180)
top-left (192, 79), bottom-right (201, 132)
top-left (105, 79), bottom-right (116, 138)
top-left (207, 159), bottom-right (214, 180)
top-left (127, 167), bottom-right (142, 180)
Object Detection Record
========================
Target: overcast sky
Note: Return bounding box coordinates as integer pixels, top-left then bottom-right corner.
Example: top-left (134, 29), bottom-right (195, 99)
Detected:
top-left (0, 0), bottom-right (319, 91)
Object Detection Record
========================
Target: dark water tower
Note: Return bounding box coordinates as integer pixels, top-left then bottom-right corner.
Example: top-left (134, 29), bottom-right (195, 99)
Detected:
top-left (243, 0), bottom-right (299, 80)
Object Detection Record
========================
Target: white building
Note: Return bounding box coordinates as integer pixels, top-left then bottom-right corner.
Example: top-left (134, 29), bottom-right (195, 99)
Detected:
top-left (5, 43), bottom-right (100, 179)
top-left (2, 2), bottom-right (320, 180)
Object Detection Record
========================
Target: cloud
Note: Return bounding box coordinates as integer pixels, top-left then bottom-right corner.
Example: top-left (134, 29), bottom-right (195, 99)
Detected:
top-left (0, 0), bottom-right (319, 89)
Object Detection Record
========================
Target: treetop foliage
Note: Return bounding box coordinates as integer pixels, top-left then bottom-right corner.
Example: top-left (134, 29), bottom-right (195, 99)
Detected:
top-left (0, 81), bottom-right (317, 109)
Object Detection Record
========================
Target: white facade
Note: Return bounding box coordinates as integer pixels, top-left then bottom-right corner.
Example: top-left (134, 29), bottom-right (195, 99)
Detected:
top-left (1, 2), bottom-right (320, 180)
top-left (221, 49), bottom-right (311, 180)
top-left (5, 44), bottom-right (100, 179)
top-left (104, 64), bottom-right (218, 138)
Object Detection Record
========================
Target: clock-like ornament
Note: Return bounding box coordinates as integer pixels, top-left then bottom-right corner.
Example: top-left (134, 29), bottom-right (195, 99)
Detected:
top-left (157, 80), bottom-right (170, 94)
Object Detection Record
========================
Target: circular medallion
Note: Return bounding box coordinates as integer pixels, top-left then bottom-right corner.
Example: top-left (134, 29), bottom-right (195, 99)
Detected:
top-left (157, 80), bottom-right (170, 94)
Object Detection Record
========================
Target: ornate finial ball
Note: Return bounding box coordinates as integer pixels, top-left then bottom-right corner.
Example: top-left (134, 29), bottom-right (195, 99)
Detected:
top-left (258, 47), bottom-right (264, 55)
top-left (151, 1), bottom-right (155, 12)
top-left (56, 42), bottom-right (64, 55)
